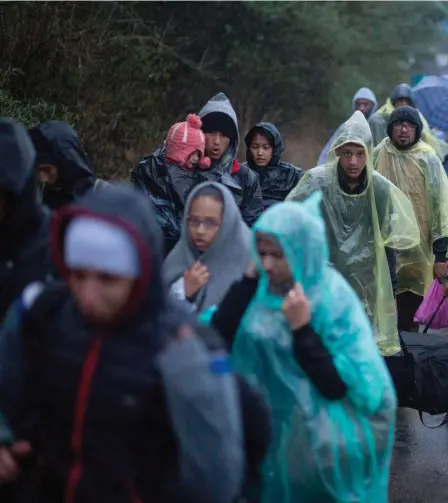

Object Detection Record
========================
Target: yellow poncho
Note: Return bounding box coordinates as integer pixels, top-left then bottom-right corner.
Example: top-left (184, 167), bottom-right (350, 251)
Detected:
top-left (287, 111), bottom-right (420, 356)
top-left (369, 99), bottom-right (448, 161)
top-left (373, 137), bottom-right (448, 296)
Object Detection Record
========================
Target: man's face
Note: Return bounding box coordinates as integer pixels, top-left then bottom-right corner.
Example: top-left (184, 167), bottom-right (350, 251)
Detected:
top-left (391, 121), bottom-right (417, 148)
top-left (335, 143), bottom-right (366, 181)
top-left (36, 164), bottom-right (58, 186)
top-left (355, 99), bottom-right (374, 118)
top-left (394, 98), bottom-right (412, 108)
top-left (68, 269), bottom-right (135, 325)
top-left (204, 132), bottom-right (231, 160)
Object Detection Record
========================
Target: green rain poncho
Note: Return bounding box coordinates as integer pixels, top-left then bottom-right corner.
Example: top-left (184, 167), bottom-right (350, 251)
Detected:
top-left (373, 138), bottom-right (448, 296)
top-left (231, 193), bottom-right (397, 503)
top-left (369, 99), bottom-right (448, 161)
top-left (286, 111), bottom-right (420, 356)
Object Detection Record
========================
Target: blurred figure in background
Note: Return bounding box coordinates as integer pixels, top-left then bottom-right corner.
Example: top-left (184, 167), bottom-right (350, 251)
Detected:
top-left (29, 121), bottom-right (97, 210)
top-left (318, 87), bottom-right (378, 165)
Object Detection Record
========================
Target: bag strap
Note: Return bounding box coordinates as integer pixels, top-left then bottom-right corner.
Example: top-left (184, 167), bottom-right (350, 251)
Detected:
top-left (418, 410), bottom-right (448, 428)
top-left (413, 351), bottom-right (448, 428)
top-left (423, 296), bottom-right (447, 334)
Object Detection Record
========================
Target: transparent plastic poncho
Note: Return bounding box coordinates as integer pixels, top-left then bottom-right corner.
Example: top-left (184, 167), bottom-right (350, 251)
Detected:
top-left (373, 138), bottom-right (448, 296)
top-left (370, 99), bottom-right (448, 161)
top-left (231, 193), bottom-right (397, 503)
top-left (287, 111), bottom-right (420, 356)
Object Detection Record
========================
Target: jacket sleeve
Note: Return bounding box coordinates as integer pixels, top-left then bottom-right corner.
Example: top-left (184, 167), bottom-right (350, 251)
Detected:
top-left (211, 276), bottom-right (259, 348)
top-left (240, 171), bottom-right (264, 227)
top-left (293, 324), bottom-right (347, 400)
top-left (0, 300), bottom-right (27, 435)
top-left (130, 159), bottom-right (152, 194)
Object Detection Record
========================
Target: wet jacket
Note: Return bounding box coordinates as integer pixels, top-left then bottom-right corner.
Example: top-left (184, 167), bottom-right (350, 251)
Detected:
top-left (29, 121), bottom-right (95, 210)
top-left (198, 93), bottom-right (264, 227)
top-left (131, 148), bottom-right (192, 255)
top-left (242, 122), bottom-right (304, 208)
top-left (0, 185), bottom-right (270, 503)
top-left (0, 119), bottom-right (51, 323)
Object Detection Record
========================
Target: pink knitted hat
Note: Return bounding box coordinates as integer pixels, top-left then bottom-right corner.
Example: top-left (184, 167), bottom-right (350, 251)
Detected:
top-left (165, 114), bottom-right (211, 169)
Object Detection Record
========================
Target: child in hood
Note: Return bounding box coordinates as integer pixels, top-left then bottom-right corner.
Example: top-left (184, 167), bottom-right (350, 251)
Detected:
top-left (131, 114), bottom-right (211, 255)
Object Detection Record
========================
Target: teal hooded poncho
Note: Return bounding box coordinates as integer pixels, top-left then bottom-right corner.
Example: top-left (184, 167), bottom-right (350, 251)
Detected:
top-left (231, 193), bottom-right (397, 503)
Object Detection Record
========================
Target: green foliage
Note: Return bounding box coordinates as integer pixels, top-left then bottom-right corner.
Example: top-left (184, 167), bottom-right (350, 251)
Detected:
top-left (0, 68), bottom-right (75, 128)
top-left (0, 1), bottom-right (445, 174)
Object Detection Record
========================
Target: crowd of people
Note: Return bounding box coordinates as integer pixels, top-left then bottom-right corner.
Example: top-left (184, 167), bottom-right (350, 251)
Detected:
top-left (0, 82), bottom-right (445, 503)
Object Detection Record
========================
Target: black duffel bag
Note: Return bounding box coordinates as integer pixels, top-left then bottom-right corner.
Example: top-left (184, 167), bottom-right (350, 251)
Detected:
top-left (386, 330), bottom-right (448, 427)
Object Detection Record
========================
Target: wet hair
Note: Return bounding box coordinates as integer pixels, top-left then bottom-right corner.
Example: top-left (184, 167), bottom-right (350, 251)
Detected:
top-left (192, 185), bottom-right (224, 205)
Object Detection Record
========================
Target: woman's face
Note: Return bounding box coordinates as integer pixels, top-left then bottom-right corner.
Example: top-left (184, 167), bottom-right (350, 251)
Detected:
top-left (68, 269), bottom-right (135, 324)
top-left (256, 232), bottom-right (292, 286)
top-left (250, 133), bottom-right (273, 167)
top-left (187, 195), bottom-right (223, 252)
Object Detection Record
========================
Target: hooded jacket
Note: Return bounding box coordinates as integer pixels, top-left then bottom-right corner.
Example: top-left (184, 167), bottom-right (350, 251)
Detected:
top-left (242, 122), bottom-right (304, 208)
top-left (163, 182), bottom-right (251, 312)
top-left (0, 118), bottom-right (51, 322)
top-left (198, 93), bottom-right (264, 227)
top-left (131, 148), bottom-right (195, 256)
top-left (0, 183), bottom-right (271, 503)
top-left (318, 88), bottom-right (378, 165)
top-left (29, 121), bottom-right (95, 210)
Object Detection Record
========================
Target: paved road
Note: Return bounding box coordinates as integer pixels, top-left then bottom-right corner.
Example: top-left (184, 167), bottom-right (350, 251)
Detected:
top-left (390, 408), bottom-right (448, 502)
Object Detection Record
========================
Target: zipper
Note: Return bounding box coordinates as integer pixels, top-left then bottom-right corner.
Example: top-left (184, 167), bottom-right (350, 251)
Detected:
top-left (65, 336), bottom-right (103, 503)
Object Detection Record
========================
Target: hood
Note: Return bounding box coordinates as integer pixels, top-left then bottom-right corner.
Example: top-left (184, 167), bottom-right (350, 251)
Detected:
top-left (163, 180), bottom-right (251, 311)
top-left (244, 122), bottom-right (283, 168)
top-left (387, 105), bottom-right (423, 147)
top-left (51, 183), bottom-right (166, 320)
top-left (29, 121), bottom-right (94, 192)
top-left (328, 110), bottom-right (373, 181)
top-left (198, 93), bottom-right (239, 173)
top-left (0, 118), bottom-right (44, 242)
top-left (391, 83), bottom-right (415, 107)
top-left (352, 87), bottom-right (378, 118)
top-left (253, 192), bottom-right (327, 307)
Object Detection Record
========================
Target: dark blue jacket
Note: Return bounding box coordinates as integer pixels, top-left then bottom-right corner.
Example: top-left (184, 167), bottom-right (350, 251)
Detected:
top-left (0, 185), bottom-right (270, 503)
top-left (0, 119), bottom-right (51, 323)
top-left (242, 122), bottom-right (304, 208)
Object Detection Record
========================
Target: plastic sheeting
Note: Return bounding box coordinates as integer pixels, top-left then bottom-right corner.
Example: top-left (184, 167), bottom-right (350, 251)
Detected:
top-left (287, 111), bottom-right (420, 356)
top-left (369, 99), bottom-right (448, 161)
top-left (231, 193), bottom-right (397, 503)
top-left (373, 138), bottom-right (448, 296)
